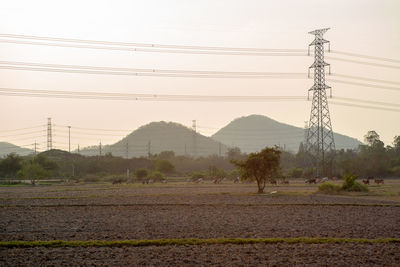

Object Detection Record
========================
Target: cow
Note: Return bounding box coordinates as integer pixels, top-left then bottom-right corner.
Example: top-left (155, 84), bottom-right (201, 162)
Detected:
top-left (305, 178), bottom-right (317, 184)
top-left (362, 179), bottom-right (370, 185)
top-left (374, 179), bottom-right (384, 185)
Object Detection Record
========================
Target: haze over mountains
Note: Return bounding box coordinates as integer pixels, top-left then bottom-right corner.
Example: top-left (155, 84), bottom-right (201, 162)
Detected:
top-left (2, 115), bottom-right (362, 158)
top-left (0, 142), bottom-right (34, 157)
top-left (212, 115), bottom-right (362, 153)
top-left (78, 121), bottom-right (228, 157)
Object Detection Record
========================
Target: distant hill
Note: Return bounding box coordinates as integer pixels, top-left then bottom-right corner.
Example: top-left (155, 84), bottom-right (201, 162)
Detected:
top-left (79, 121), bottom-right (228, 157)
top-left (211, 115), bottom-right (362, 153)
top-left (0, 142), bottom-right (34, 157)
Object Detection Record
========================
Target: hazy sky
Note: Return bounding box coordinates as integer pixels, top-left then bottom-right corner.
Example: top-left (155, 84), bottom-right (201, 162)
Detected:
top-left (0, 0), bottom-right (399, 151)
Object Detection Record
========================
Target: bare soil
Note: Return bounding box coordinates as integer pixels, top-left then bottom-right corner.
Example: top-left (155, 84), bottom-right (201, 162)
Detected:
top-left (1, 243), bottom-right (399, 266)
top-left (1, 181), bottom-right (399, 266)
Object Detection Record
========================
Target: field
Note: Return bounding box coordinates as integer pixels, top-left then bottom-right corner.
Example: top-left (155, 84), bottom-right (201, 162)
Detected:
top-left (0, 179), bottom-right (399, 266)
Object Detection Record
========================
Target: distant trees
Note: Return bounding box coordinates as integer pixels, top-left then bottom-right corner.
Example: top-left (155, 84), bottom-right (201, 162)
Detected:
top-left (0, 153), bottom-right (23, 178)
top-left (232, 147), bottom-right (281, 193)
top-left (134, 168), bottom-right (148, 181)
top-left (17, 154), bottom-right (59, 180)
top-left (156, 159), bottom-right (175, 175)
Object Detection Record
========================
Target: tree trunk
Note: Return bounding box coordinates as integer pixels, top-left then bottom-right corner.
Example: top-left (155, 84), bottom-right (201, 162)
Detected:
top-left (256, 178), bottom-right (265, 193)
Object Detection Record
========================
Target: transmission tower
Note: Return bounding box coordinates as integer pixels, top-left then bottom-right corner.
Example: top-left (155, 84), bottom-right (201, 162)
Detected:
top-left (306, 28), bottom-right (336, 178)
top-left (47, 118), bottom-right (52, 151)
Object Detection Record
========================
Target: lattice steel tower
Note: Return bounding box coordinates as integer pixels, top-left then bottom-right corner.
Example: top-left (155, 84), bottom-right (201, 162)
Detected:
top-left (306, 28), bottom-right (335, 178)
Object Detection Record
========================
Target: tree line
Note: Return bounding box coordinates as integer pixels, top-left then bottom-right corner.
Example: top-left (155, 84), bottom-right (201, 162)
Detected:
top-left (0, 131), bottom-right (399, 181)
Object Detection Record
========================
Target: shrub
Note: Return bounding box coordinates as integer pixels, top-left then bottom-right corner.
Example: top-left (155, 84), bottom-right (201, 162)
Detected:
top-left (318, 182), bottom-right (341, 193)
top-left (342, 173), bottom-right (358, 190)
top-left (345, 181), bottom-right (369, 192)
top-left (149, 171), bottom-right (165, 181)
top-left (134, 169), bottom-right (148, 181)
top-left (191, 172), bottom-right (204, 180)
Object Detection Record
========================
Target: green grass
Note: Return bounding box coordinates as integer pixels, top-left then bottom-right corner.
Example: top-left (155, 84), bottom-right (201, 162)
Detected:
top-left (0, 237), bottom-right (399, 248)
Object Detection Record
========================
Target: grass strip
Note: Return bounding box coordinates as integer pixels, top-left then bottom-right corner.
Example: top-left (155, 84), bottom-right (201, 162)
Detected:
top-left (0, 203), bottom-right (399, 208)
top-left (0, 238), bottom-right (399, 248)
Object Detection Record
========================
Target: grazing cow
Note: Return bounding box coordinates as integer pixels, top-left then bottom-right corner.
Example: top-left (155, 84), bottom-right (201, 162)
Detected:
top-left (270, 179), bottom-right (277, 185)
top-left (305, 178), bottom-right (317, 184)
top-left (112, 179), bottom-right (122, 185)
top-left (233, 177), bottom-right (240, 184)
top-left (362, 179), bottom-right (370, 185)
top-left (282, 180), bottom-right (289, 185)
top-left (374, 179), bottom-right (384, 185)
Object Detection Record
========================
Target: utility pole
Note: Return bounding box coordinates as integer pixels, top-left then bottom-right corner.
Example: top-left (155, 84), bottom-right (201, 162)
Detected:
top-left (99, 141), bottom-right (102, 156)
top-left (219, 142), bottom-right (222, 157)
top-left (78, 144), bottom-right (80, 154)
top-left (126, 140), bottom-right (129, 179)
top-left (68, 126), bottom-right (71, 153)
top-left (192, 120), bottom-right (197, 158)
top-left (306, 28), bottom-right (335, 178)
top-left (147, 141), bottom-right (151, 158)
top-left (47, 118), bottom-right (52, 151)
top-left (34, 141), bottom-right (37, 155)
top-left (125, 141), bottom-right (129, 159)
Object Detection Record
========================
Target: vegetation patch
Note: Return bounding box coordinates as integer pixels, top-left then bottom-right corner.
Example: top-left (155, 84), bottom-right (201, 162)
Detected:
top-left (0, 237), bottom-right (399, 248)
top-left (319, 174), bottom-right (369, 194)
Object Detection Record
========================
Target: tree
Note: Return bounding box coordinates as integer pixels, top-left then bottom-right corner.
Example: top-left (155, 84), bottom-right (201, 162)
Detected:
top-left (134, 168), bottom-right (148, 181)
top-left (0, 153), bottom-right (23, 178)
top-left (158, 151), bottom-right (175, 159)
top-left (364, 130), bottom-right (384, 149)
top-left (394, 136), bottom-right (400, 150)
top-left (33, 154), bottom-right (59, 175)
top-left (18, 163), bottom-right (49, 183)
top-left (156, 159), bottom-right (175, 175)
top-left (232, 147), bottom-right (281, 193)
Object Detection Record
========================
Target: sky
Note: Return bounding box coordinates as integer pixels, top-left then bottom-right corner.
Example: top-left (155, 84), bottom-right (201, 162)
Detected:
top-left (0, 0), bottom-right (399, 152)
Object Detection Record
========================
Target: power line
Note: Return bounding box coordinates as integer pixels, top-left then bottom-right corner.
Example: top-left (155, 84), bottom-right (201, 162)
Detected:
top-left (0, 38), bottom-right (307, 57)
top-left (327, 79), bottom-right (400, 92)
top-left (0, 129), bottom-right (46, 138)
top-left (330, 101), bottom-right (400, 113)
top-left (326, 56), bottom-right (400, 70)
top-left (1, 33), bottom-right (399, 64)
top-left (0, 125), bottom-right (45, 133)
top-left (0, 60), bottom-right (307, 77)
top-left (333, 96), bottom-right (400, 108)
top-left (0, 33), bottom-right (306, 53)
top-left (0, 87), bottom-right (308, 102)
top-left (330, 50), bottom-right (400, 64)
top-left (331, 73), bottom-right (400, 86)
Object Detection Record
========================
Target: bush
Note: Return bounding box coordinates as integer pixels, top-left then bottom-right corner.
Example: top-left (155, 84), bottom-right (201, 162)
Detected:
top-left (134, 169), bottom-right (148, 181)
top-left (149, 171), bottom-right (165, 181)
top-left (319, 174), bottom-right (369, 194)
top-left (342, 173), bottom-right (358, 190)
top-left (344, 181), bottom-right (369, 192)
top-left (318, 182), bottom-right (341, 193)
top-left (191, 172), bottom-right (204, 180)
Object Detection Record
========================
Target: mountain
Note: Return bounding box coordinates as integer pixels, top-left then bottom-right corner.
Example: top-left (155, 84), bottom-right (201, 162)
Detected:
top-left (0, 142), bottom-right (34, 157)
top-left (211, 115), bottom-right (362, 153)
top-left (79, 121), bottom-right (227, 157)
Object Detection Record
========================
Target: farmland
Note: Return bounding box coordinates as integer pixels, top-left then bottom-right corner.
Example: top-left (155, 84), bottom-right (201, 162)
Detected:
top-left (1, 179), bottom-right (399, 266)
